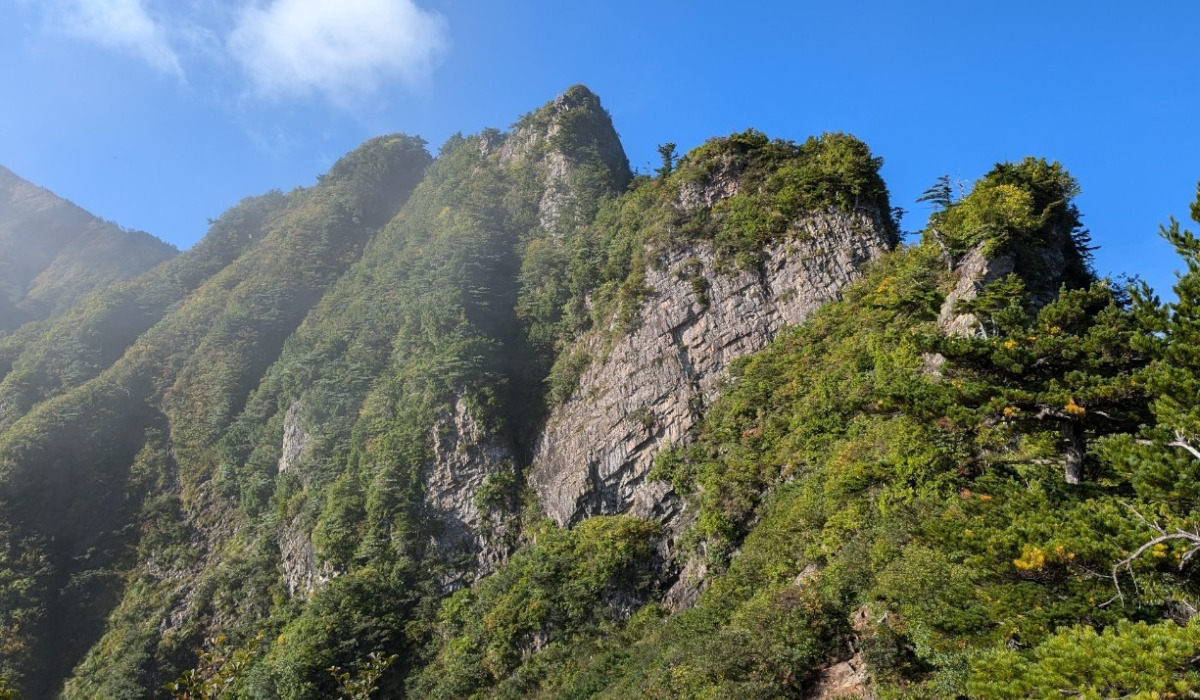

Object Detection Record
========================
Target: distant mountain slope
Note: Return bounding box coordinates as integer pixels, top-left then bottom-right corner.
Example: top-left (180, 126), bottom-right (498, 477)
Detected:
top-left (0, 136), bottom-right (431, 698)
top-left (0, 191), bottom-right (288, 433)
top-left (63, 85), bottom-right (635, 699)
top-left (3, 87), bottom-right (1197, 700)
top-left (0, 166), bottom-right (177, 331)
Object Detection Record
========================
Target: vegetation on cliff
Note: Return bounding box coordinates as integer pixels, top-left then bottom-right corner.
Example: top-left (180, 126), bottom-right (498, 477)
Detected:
top-left (0, 86), bottom-right (1197, 699)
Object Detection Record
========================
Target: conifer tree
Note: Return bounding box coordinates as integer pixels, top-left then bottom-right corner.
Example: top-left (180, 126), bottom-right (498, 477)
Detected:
top-left (1107, 184), bottom-right (1200, 597)
top-left (934, 281), bottom-right (1150, 484)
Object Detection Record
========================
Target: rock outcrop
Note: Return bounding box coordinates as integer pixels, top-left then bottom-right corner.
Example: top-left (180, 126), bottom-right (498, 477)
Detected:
top-left (425, 396), bottom-right (518, 589)
top-left (937, 245), bottom-right (1018, 337)
top-left (530, 208), bottom-right (894, 528)
top-left (279, 515), bottom-right (333, 596)
top-left (491, 84), bottom-right (631, 236)
top-left (277, 400), bottom-right (311, 473)
top-left (937, 228), bottom-right (1075, 338)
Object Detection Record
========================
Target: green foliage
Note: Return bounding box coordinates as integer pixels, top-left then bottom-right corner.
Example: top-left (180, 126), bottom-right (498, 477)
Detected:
top-left (682, 129), bottom-right (897, 258)
top-left (243, 566), bottom-right (419, 700)
top-left (969, 620), bottom-right (1200, 699)
top-left (0, 135), bottom-right (430, 697)
top-left (932, 280), bottom-right (1151, 483)
top-left (517, 129), bottom-right (896, 394)
top-left (1137, 186), bottom-right (1200, 445)
top-left (655, 143), bottom-right (677, 179)
top-left (6, 83), bottom-right (1200, 700)
top-left (0, 190), bottom-right (287, 433)
top-left (546, 349), bottom-right (591, 404)
top-left (328, 652), bottom-right (398, 700)
top-left (464, 180), bottom-right (1200, 698)
top-left (411, 517), bottom-right (661, 699)
top-left (473, 467), bottom-right (519, 513)
top-left (313, 473), bottom-right (367, 569)
top-left (927, 158), bottom-right (1093, 289)
top-left (53, 91), bottom-right (633, 700)
top-left (916, 174), bottom-right (955, 211)
top-left (165, 633), bottom-right (264, 700)
top-left (0, 166), bottom-right (176, 334)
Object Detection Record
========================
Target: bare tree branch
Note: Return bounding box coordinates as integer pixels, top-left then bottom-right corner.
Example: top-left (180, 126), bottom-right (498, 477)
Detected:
top-left (1111, 502), bottom-right (1200, 606)
top-left (1169, 431), bottom-right (1200, 461)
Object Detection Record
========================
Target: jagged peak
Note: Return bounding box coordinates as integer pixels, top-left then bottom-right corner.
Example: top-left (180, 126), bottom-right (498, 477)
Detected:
top-left (931, 158), bottom-right (1095, 336)
top-left (499, 85), bottom-right (631, 186)
top-left (512, 84), bottom-right (606, 134)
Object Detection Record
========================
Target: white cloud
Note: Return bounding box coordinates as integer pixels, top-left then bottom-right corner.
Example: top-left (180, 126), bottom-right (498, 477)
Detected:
top-left (51, 0), bottom-right (184, 79)
top-left (229, 0), bottom-right (447, 103)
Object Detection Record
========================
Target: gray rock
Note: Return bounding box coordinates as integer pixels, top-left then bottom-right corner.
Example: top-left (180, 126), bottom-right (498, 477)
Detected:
top-left (530, 208), bottom-right (893, 529)
top-left (425, 396), bottom-right (518, 590)
top-left (279, 514), bottom-right (336, 597)
top-left (938, 231), bottom-right (1074, 338)
top-left (938, 246), bottom-right (1017, 337)
top-left (277, 400), bottom-right (310, 473)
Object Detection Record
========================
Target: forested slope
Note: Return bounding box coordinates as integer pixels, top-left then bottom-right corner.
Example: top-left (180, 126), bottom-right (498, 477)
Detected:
top-left (1, 87), bottom-right (1199, 700)
top-left (0, 135), bottom-right (430, 698)
top-left (0, 166), bottom-right (176, 333)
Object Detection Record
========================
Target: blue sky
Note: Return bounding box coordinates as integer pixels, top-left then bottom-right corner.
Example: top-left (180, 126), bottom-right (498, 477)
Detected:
top-left (1, 1), bottom-right (1198, 297)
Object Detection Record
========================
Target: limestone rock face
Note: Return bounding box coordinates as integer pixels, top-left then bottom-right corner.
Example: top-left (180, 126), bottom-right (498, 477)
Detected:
top-left (530, 209), bottom-right (894, 528)
top-left (938, 246), bottom-right (1017, 337)
top-left (425, 396), bottom-right (518, 589)
top-left (277, 400), bottom-right (311, 473)
top-left (938, 232), bottom-right (1073, 337)
top-left (492, 84), bottom-right (631, 236)
top-left (279, 514), bottom-right (336, 597)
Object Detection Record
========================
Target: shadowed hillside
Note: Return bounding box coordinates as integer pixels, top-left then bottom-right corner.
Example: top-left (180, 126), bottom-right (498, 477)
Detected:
top-left (2, 88), bottom-right (1199, 700)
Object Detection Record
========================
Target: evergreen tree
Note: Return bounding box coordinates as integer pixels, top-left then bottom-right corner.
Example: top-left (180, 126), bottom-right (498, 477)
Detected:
top-left (934, 281), bottom-right (1150, 483)
top-left (656, 142), bottom-right (677, 178)
top-left (1105, 183), bottom-right (1200, 604)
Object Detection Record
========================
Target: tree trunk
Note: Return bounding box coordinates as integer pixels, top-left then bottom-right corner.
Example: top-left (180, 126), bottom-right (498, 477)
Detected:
top-left (1062, 419), bottom-right (1084, 484)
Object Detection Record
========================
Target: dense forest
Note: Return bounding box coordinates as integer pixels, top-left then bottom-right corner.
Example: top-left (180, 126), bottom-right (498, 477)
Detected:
top-left (1, 85), bottom-right (1199, 699)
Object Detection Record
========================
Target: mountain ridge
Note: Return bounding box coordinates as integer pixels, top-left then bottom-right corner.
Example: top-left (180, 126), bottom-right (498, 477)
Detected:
top-left (0, 165), bottom-right (177, 334)
top-left (0, 86), bottom-right (1198, 699)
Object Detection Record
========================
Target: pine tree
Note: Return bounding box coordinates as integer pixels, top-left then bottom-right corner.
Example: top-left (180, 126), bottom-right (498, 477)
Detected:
top-left (1107, 184), bottom-right (1200, 600)
top-left (934, 280), bottom-right (1150, 484)
top-left (656, 142), bottom-right (678, 179)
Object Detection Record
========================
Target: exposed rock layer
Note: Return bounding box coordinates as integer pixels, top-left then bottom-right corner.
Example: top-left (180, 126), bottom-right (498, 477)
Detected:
top-left (531, 209), bottom-right (894, 528)
top-left (425, 396), bottom-right (518, 589)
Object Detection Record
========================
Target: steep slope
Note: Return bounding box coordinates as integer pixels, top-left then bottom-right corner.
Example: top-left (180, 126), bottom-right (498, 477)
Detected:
top-left (0, 191), bottom-right (289, 432)
top-left (0, 135), bottom-right (430, 699)
top-left (57, 86), bottom-right (633, 699)
top-left (0, 165), bottom-right (176, 331)
top-left (6, 87), bottom-right (1189, 700)
top-left (531, 162), bottom-right (895, 528)
top-left (411, 160), bottom-right (1200, 700)
top-left (408, 129), bottom-right (900, 699)
top-left (45, 98), bottom-right (898, 700)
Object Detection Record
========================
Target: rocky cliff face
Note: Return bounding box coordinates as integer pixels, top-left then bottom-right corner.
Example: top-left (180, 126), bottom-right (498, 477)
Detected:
top-left (425, 396), bottom-right (518, 589)
top-left (0, 85), bottom-right (915, 699)
top-left (530, 208), bottom-right (894, 529)
top-left (490, 84), bottom-right (631, 236)
top-left (937, 230), bottom-right (1074, 337)
top-left (265, 86), bottom-right (632, 597)
top-left (937, 245), bottom-right (1019, 337)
